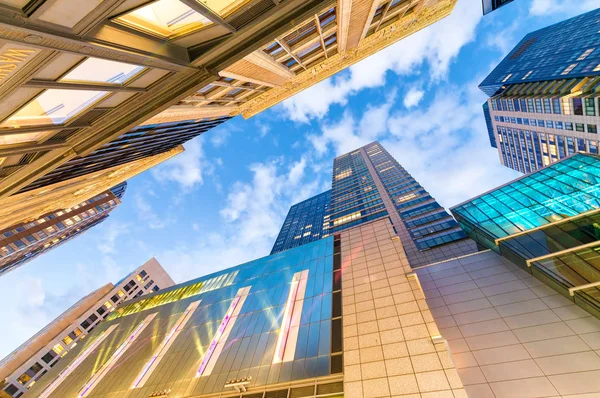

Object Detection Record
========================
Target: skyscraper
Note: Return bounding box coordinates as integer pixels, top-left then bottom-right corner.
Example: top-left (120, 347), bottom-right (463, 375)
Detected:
top-left (0, 258), bottom-right (174, 398)
top-left (479, 9), bottom-right (600, 173)
top-left (275, 142), bottom-right (477, 267)
top-left (271, 190), bottom-right (330, 254)
top-left (0, 0), bottom-right (458, 200)
top-left (482, 0), bottom-right (517, 15)
top-left (0, 183), bottom-right (125, 276)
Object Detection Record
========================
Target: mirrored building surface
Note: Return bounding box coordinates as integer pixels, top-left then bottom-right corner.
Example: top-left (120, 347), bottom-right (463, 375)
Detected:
top-left (479, 9), bottom-right (600, 173)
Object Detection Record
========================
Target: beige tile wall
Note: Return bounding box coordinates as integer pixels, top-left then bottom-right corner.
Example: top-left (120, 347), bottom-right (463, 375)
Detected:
top-left (340, 218), bottom-right (467, 398)
top-left (415, 249), bottom-right (600, 397)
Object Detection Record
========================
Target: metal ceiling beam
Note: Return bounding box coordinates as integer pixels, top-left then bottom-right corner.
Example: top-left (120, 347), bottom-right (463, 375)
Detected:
top-left (275, 38), bottom-right (306, 70)
top-left (0, 124), bottom-right (90, 136)
top-left (0, 141), bottom-right (70, 157)
top-left (314, 14), bottom-right (328, 58)
top-left (23, 80), bottom-right (147, 92)
top-left (0, 15), bottom-right (192, 72)
top-left (179, 0), bottom-right (236, 33)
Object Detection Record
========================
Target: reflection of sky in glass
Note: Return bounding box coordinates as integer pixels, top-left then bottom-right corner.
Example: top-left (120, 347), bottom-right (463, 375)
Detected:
top-left (1, 89), bottom-right (107, 127)
top-left (60, 58), bottom-right (143, 84)
top-left (452, 154), bottom-right (600, 240)
top-left (117, 0), bottom-right (212, 36)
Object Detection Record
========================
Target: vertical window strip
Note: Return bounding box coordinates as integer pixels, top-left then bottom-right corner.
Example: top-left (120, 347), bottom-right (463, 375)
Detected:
top-left (131, 301), bottom-right (201, 389)
top-left (195, 286), bottom-right (251, 377)
top-left (78, 313), bottom-right (157, 397)
top-left (280, 269), bottom-right (309, 363)
top-left (38, 324), bottom-right (119, 398)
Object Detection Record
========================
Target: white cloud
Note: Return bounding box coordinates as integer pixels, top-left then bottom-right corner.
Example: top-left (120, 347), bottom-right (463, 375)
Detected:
top-left (151, 138), bottom-right (207, 189)
top-left (96, 220), bottom-right (129, 254)
top-left (306, 74), bottom-right (520, 209)
top-left (529, 0), bottom-right (598, 16)
top-left (155, 155), bottom-right (326, 282)
top-left (403, 87), bottom-right (425, 108)
top-left (210, 129), bottom-right (231, 147)
top-left (134, 193), bottom-right (171, 229)
top-left (280, 0), bottom-right (482, 122)
top-left (192, 223), bottom-right (200, 231)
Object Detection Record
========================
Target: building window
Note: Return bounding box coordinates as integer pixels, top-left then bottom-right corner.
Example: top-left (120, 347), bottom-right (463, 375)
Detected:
top-left (589, 125), bottom-right (598, 134)
top-left (502, 73), bottom-right (512, 82)
top-left (153, 285), bottom-right (160, 291)
top-left (110, 295), bottom-right (119, 303)
top-left (565, 122), bottom-right (574, 130)
top-left (561, 63), bottom-right (578, 75)
top-left (62, 335), bottom-right (73, 345)
top-left (585, 98), bottom-right (596, 116)
top-left (41, 351), bottom-right (57, 364)
top-left (97, 306), bottom-right (106, 315)
top-left (573, 98), bottom-right (584, 115)
top-left (52, 344), bottom-right (64, 355)
top-left (577, 48), bottom-right (595, 60)
top-left (576, 123), bottom-right (585, 132)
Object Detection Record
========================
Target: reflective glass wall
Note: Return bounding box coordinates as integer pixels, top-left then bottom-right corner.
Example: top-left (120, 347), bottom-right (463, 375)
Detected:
top-left (27, 238), bottom-right (341, 398)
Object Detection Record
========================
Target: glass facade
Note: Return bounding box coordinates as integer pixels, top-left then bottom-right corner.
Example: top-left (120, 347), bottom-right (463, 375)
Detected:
top-left (362, 142), bottom-right (469, 252)
top-left (27, 238), bottom-right (343, 398)
top-left (451, 153), bottom-right (600, 316)
top-left (482, 0), bottom-right (516, 15)
top-left (329, 149), bottom-right (387, 233)
top-left (271, 190), bottom-right (331, 254)
top-left (275, 142), bottom-right (474, 267)
top-left (20, 117), bottom-right (230, 194)
top-left (482, 101), bottom-right (497, 148)
top-left (479, 9), bottom-right (600, 96)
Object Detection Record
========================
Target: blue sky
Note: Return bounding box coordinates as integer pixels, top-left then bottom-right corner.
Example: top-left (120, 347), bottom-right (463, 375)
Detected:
top-left (0, 0), bottom-right (597, 359)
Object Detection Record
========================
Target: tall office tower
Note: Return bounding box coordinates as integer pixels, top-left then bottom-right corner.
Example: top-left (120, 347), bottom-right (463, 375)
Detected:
top-left (479, 9), bottom-right (600, 173)
top-left (0, 258), bottom-right (174, 398)
top-left (271, 190), bottom-right (331, 254)
top-left (19, 118), bottom-right (230, 193)
top-left (0, 183), bottom-right (125, 276)
top-left (25, 233), bottom-right (473, 398)
top-left (328, 142), bottom-right (477, 267)
top-left (482, 0), bottom-right (516, 15)
top-left (0, 0), bottom-right (458, 200)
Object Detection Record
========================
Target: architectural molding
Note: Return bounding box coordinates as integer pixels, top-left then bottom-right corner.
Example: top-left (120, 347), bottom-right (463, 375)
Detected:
top-left (244, 50), bottom-right (295, 79)
top-left (240, 0), bottom-right (456, 118)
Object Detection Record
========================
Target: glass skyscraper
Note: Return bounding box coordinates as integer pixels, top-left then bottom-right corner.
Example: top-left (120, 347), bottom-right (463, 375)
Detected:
top-left (271, 190), bottom-right (331, 255)
top-left (277, 142), bottom-right (477, 267)
top-left (479, 9), bottom-right (600, 173)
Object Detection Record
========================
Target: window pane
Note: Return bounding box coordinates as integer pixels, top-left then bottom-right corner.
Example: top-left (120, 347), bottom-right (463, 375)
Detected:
top-left (115, 0), bottom-right (212, 37)
top-left (61, 58), bottom-right (143, 84)
top-left (1, 89), bottom-right (107, 127)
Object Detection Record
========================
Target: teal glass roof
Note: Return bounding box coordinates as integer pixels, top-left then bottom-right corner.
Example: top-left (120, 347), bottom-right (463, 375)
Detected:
top-left (451, 153), bottom-right (600, 240)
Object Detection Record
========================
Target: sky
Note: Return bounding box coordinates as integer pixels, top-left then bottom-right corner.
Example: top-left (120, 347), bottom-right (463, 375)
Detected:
top-left (0, 0), bottom-right (598, 359)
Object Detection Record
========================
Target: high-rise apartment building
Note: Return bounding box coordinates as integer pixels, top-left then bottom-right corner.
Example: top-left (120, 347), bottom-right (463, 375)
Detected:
top-left (271, 190), bottom-right (330, 255)
top-left (0, 258), bottom-right (174, 398)
top-left (482, 0), bottom-right (516, 15)
top-left (479, 9), bottom-right (600, 173)
top-left (0, 183), bottom-right (125, 276)
top-left (275, 142), bottom-right (477, 267)
top-left (0, 0), bottom-right (458, 200)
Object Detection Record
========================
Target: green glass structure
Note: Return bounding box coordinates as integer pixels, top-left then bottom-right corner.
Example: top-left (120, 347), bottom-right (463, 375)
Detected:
top-left (451, 153), bottom-right (600, 316)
